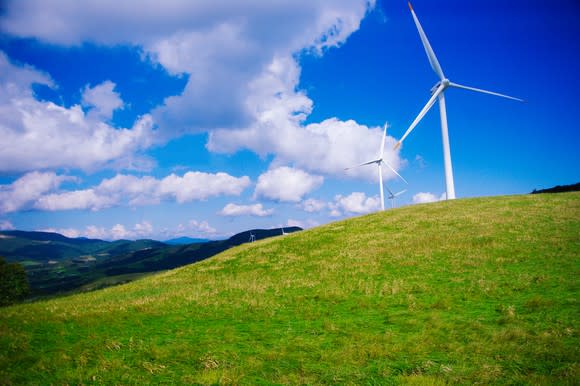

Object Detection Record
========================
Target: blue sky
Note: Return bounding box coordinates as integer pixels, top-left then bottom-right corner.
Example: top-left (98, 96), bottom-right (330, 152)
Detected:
top-left (0, 0), bottom-right (578, 240)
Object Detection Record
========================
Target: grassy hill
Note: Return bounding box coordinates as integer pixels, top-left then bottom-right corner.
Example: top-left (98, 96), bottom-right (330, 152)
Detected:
top-left (0, 193), bottom-right (578, 384)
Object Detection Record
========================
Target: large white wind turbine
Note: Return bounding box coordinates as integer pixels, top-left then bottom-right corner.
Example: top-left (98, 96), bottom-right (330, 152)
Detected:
top-left (346, 123), bottom-right (408, 211)
top-left (395, 2), bottom-right (523, 200)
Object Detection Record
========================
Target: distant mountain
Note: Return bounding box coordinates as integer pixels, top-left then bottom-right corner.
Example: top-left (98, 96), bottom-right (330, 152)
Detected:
top-left (0, 227), bottom-right (302, 297)
top-left (0, 230), bottom-right (165, 263)
top-left (164, 237), bottom-right (211, 245)
top-left (0, 230), bottom-right (102, 244)
top-left (531, 182), bottom-right (580, 194)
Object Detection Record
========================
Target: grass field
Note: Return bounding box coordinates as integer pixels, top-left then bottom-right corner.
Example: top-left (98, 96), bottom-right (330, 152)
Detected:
top-left (1, 193), bottom-right (578, 384)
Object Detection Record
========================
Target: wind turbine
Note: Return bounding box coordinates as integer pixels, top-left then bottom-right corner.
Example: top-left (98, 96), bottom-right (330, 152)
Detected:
top-left (386, 187), bottom-right (407, 209)
top-left (395, 2), bottom-right (523, 200)
top-left (249, 233), bottom-right (256, 242)
top-left (346, 123), bottom-right (408, 211)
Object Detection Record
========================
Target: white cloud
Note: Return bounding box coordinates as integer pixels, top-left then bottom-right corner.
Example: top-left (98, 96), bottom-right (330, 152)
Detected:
top-left (187, 220), bottom-right (216, 235)
top-left (218, 203), bottom-right (273, 217)
top-left (42, 221), bottom-right (157, 240)
top-left (0, 171), bottom-right (74, 213)
top-left (0, 50), bottom-right (53, 89)
top-left (254, 166), bottom-right (323, 203)
top-left (82, 81), bottom-right (123, 120)
top-left (163, 219), bottom-right (219, 240)
top-left (158, 172), bottom-right (250, 203)
top-left (196, 15), bottom-right (404, 184)
top-left (0, 170), bottom-right (251, 213)
top-left (0, 52), bottom-right (156, 173)
top-left (414, 154), bottom-right (426, 169)
top-left (35, 189), bottom-right (117, 212)
top-left (1, 1), bottom-right (371, 50)
top-left (330, 192), bottom-right (380, 216)
top-left (111, 224), bottom-right (132, 239)
top-left (412, 192), bottom-right (446, 204)
top-left (40, 227), bottom-right (82, 238)
top-left (287, 218), bottom-right (319, 229)
top-left (45, 218), bottom-right (220, 241)
top-left (0, 220), bottom-right (15, 230)
top-left (300, 198), bottom-right (327, 213)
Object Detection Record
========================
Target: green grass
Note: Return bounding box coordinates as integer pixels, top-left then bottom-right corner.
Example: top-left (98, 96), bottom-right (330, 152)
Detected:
top-left (1, 193), bottom-right (578, 384)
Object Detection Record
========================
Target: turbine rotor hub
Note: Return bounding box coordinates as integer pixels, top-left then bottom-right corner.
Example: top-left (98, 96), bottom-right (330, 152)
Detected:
top-left (431, 79), bottom-right (450, 94)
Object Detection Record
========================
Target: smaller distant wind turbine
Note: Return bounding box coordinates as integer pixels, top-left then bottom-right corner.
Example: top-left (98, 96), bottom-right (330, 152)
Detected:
top-left (395, 2), bottom-right (523, 200)
top-left (281, 227), bottom-right (287, 236)
top-left (345, 123), bottom-right (408, 211)
top-left (386, 187), bottom-right (407, 209)
top-left (249, 233), bottom-right (256, 242)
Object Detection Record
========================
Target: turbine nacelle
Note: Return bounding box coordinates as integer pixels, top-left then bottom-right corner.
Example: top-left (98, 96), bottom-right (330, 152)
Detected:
top-left (431, 79), bottom-right (450, 95)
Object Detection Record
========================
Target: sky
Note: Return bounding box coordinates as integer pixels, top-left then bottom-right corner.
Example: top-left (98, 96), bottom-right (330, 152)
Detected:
top-left (0, 0), bottom-right (578, 241)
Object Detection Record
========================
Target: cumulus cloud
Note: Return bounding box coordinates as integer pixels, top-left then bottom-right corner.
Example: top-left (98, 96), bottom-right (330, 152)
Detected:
top-left (254, 166), bottom-right (323, 203)
top-left (207, 58), bottom-right (404, 180)
top-left (35, 189), bottom-right (116, 211)
top-left (0, 52), bottom-right (156, 172)
top-left (0, 171), bottom-right (75, 213)
top-left (218, 203), bottom-right (274, 217)
top-left (46, 218), bottom-right (220, 241)
top-left (412, 192), bottom-right (446, 204)
top-left (287, 218), bottom-right (319, 229)
top-left (42, 221), bottom-right (156, 240)
top-left (330, 192), bottom-right (380, 216)
top-left (1, 1), bottom-right (371, 49)
top-left (187, 220), bottom-right (217, 235)
top-left (160, 219), bottom-right (218, 240)
top-left (157, 172), bottom-right (250, 203)
top-left (300, 198), bottom-right (327, 213)
top-left (57, 172), bottom-right (250, 210)
top-left (82, 81), bottom-right (124, 120)
top-left (414, 154), bottom-right (426, 169)
top-left (0, 170), bottom-right (251, 213)
top-left (0, 220), bottom-right (15, 230)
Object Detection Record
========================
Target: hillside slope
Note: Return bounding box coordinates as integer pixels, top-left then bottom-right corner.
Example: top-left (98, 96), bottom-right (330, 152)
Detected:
top-left (0, 193), bottom-right (578, 384)
top-left (0, 231), bottom-right (165, 262)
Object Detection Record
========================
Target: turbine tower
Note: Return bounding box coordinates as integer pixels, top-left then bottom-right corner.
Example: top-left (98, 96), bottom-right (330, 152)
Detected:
top-left (346, 123), bottom-right (407, 211)
top-left (386, 187), bottom-right (407, 209)
top-left (395, 2), bottom-right (523, 200)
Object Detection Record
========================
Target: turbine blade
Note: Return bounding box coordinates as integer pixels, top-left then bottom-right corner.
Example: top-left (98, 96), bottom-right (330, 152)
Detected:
top-left (344, 159), bottom-right (379, 171)
top-left (449, 82), bottom-right (524, 102)
top-left (380, 123), bottom-right (388, 159)
top-left (383, 161), bottom-right (408, 184)
top-left (394, 189), bottom-right (407, 197)
top-left (358, 159), bottom-right (380, 167)
top-left (409, 2), bottom-right (445, 80)
top-left (394, 84), bottom-right (444, 149)
top-left (385, 185), bottom-right (394, 197)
